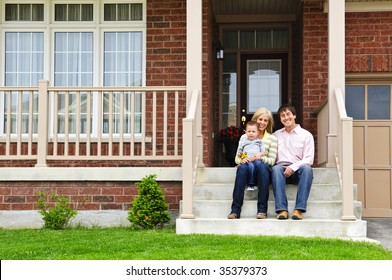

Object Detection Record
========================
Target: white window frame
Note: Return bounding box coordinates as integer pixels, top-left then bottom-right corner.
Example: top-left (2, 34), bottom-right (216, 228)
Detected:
top-left (0, 0), bottom-right (147, 138)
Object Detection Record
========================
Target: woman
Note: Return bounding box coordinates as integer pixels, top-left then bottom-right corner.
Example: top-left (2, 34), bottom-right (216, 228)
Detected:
top-left (227, 108), bottom-right (278, 219)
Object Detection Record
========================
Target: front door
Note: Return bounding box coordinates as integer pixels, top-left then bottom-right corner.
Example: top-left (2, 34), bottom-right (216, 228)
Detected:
top-left (240, 53), bottom-right (288, 131)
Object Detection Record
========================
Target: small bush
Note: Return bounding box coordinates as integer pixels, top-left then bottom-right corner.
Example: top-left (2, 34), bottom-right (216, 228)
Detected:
top-left (128, 174), bottom-right (171, 229)
top-left (37, 192), bottom-right (78, 230)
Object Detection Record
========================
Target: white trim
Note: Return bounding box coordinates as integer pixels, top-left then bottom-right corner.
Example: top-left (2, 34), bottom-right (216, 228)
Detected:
top-left (0, 167), bottom-right (182, 181)
top-left (324, 1), bottom-right (392, 12)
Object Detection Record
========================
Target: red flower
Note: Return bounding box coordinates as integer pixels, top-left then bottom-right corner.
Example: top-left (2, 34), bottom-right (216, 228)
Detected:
top-left (218, 126), bottom-right (243, 142)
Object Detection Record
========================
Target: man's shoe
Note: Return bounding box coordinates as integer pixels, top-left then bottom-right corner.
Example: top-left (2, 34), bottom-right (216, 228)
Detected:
top-left (276, 210), bottom-right (288, 220)
top-left (292, 210), bottom-right (303, 220)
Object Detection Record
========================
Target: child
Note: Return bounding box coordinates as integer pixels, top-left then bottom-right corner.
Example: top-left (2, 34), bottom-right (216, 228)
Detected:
top-left (236, 121), bottom-right (265, 191)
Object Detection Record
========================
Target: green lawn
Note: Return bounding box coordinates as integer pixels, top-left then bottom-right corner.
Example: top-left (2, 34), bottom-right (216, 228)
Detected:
top-left (1, 227), bottom-right (391, 260)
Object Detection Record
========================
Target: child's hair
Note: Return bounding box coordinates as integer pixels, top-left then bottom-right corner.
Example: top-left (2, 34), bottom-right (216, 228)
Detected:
top-left (245, 120), bottom-right (258, 130)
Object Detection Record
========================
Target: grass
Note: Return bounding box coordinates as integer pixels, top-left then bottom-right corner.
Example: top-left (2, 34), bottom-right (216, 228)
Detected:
top-left (1, 227), bottom-right (391, 260)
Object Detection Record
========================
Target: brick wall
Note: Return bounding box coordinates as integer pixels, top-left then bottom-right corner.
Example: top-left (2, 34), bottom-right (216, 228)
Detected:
top-left (202, 0), bottom-right (215, 167)
top-left (0, 181), bottom-right (182, 211)
top-left (346, 12), bottom-right (392, 72)
top-left (302, 2), bottom-right (328, 142)
top-left (146, 0), bottom-right (214, 166)
top-left (146, 0), bottom-right (186, 87)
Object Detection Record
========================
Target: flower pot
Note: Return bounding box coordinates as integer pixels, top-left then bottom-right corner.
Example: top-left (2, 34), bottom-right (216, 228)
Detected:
top-left (222, 140), bottom-right (238, 167)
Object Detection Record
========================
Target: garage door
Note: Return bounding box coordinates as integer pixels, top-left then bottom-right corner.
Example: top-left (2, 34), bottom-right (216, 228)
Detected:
top-left (346, 84), bottom-right (392, 217)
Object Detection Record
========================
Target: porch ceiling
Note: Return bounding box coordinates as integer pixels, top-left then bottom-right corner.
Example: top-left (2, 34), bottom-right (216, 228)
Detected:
top-left (211, 0), bottom-right (392, 18)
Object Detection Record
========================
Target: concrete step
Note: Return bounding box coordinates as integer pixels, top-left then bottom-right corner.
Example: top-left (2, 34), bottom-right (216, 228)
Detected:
top-left (194, 183), bottom-right (347, 201)
top-left (178, 167), bottom-right (366, 239)
top-left (186, 200), bottom-right (363, 219)
top-left (196, 167), bottom-right (339, 184)
top-left (176, 218), bottom-right (367, 238)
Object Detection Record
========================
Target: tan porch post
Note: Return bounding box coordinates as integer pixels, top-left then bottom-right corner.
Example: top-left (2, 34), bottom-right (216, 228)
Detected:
top-left (35, 80), bottom-right (49, 167)
top-left (186, 0), bottom-right (203, 167)
top-left (327, 0), bottom-right (345, 167)
top-left (181, 0), bottom-right (203, 219)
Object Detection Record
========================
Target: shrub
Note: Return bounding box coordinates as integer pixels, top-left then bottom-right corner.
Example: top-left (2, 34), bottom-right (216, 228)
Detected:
top-left (37, 192), bottom-right (78, 230)
top-left (128, 174), bottom-right (171, 229)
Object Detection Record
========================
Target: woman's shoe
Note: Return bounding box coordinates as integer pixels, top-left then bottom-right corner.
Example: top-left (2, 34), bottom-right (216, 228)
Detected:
top-left (227, 213), bottom-right (239, 219)
top-left (256, 213), bottom-right (267, 219)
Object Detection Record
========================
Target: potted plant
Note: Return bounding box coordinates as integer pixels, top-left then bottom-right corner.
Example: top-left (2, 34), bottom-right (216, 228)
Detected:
top-left (218, 125), bottom-right (243, 166)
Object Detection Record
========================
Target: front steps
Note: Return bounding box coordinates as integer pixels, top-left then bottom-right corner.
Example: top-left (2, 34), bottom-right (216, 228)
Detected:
top-left (176, 167), bottom-right (367, 238)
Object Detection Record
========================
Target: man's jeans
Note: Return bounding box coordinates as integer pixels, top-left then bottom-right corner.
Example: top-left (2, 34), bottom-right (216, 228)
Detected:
top-left (230, 161), bottom-right (271, 217)
top-left (271, 164), bottom-right (313, 213)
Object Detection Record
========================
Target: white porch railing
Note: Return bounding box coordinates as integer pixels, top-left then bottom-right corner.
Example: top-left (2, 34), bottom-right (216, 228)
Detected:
top-left (317, 88), bottom-right (356, 221)
top-left (334, 88), bottom-right (356, 220)
top-left (180, 89), bottom-right (202, 219)
top-left (0, 80), bottom-right (187, 166)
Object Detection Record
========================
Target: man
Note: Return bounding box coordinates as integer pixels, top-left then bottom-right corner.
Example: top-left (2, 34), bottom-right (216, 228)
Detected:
top-left (272, 104), bottom-right (314, 220)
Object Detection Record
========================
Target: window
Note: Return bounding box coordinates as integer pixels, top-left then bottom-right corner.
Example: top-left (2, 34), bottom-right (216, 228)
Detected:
top-left (54, 32), bottom-right (94, 134)
top-left (3, 32), bottom-right (43, 134)
top-left (248, 59), bottom-right (281, 113)
top-left (5, 32), bottom-right (44, 86)
top-left (104, 32), bottom-right (143, 134)
top-left (54, 32), bottom-right (93, 86)
top-left (346, 84), bottom-right (391, 120)
top-left (104, 3), bottom-right (143, 21)
top-left (1, 1), bottom-right (146, 137)
top-left (223, 29), bottom-right (289, 50)
top-left (5, 4), bottom-right (44, 21)
top-left (55, 4), bottom-right (93, 21)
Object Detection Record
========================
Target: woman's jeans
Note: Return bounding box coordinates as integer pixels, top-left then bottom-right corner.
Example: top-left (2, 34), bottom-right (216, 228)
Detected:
top-left (271, 164), bottom-right (313, 213)
top-left (230, 161), bottom-right (270, 217)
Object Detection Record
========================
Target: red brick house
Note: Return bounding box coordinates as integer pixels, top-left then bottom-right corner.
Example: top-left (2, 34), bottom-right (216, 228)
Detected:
top-left (0, 0), bottom-right (391, 237)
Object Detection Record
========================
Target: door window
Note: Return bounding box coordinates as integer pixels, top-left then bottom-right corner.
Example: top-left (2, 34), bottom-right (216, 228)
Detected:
top-left (346, 85), bottom-right (391, 120)
top-left (247, 59), bottom-right (281, 113)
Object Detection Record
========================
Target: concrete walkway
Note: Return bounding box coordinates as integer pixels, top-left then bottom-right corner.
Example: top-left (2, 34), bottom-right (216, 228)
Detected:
top-left (364, 218), bottom-right (392, 251)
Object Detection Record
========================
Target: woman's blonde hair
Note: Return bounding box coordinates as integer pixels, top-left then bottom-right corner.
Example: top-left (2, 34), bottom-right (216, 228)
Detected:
top-left (251, 108), bottom-right (274, 134)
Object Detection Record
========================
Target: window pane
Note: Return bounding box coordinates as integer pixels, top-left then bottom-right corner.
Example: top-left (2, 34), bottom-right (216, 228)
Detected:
top-left (104, 32), bottom-right (142, 86)
top-left (54, 32), bottom-right (93, 86)
top-left (68, 4), bottom-right (80, 21)
top-left (118, 4), bottom-right (129, 21)
top-left (55, 4), bottom-right (67, 21)
top-left (256, 30), bottom-right (272, 48)
top-left (240, 30), bottom-right (254, 49)
top-left (345, 85), bottom-right (365, 120)
top-left (368, 85), bottom-right (390, 120)
top-left (273, 30), bottom-right (289, 48)
top-left (222, 54), bottom-right (237, 127)
top-left (81, 4), bottom-right (93, 21)
top-left (5, 33), bottom-right (44, 86)
top-left (248, 60), bottom-right (280, 113)
top-left (19, 4), bottom-right (31, 21)
top-left (104, 32), bottom-right (143, 133)
top-left (104, 4), bottom-right (116, 21)
top-left (223, 30), bottom-right (238, 49)
top-left (5, 4), bottom-right (18, 21)
top-left (131, 3), bottom-right (143, 20)
top-left (32, 4), bottom-right (44, 21)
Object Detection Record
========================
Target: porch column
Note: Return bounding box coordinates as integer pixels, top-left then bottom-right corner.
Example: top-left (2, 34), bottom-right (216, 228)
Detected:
top-left (181, 0), bottom-right (203, 219)
top-left (186, 0), bottom-right (203, 167)
top-left (327, 0), bottom-right (345, 167)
